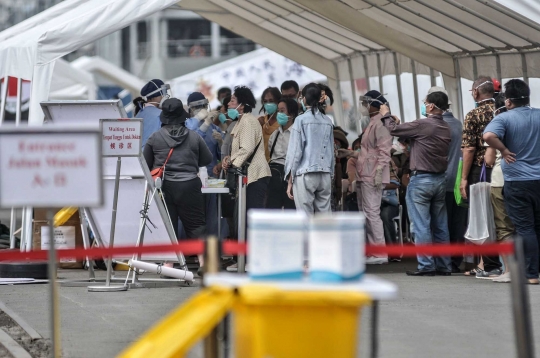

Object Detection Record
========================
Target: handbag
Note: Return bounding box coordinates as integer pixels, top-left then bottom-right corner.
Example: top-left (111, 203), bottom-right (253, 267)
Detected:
top-left (268, 131), bottom-right (285, 189)
top-left (454, 158), bottom-right (468, 208)
top-left (225, 137), bottom-right (262, 196)
top-left (150, 148), bottom-right (174, 181)
top-left (464, 163), bottom-right (496, 245)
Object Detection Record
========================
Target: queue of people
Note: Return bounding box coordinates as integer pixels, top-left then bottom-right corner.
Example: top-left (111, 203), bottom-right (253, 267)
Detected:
top-left (135, 75), bottom-right (540, 281)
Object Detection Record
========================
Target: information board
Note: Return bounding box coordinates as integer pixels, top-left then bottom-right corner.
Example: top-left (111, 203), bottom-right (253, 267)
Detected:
top-left (100, 119), bottom-right (143, 157)
top-left (0, 127), bottom-right (103, 208)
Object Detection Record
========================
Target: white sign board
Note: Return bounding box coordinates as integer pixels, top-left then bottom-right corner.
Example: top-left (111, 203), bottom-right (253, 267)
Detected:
top-left (41, 226), bottom-right (76, 263)
top-left (100, 119), bottom-right (143, 157)
top-left (0, 127), bottom-right (103, 208)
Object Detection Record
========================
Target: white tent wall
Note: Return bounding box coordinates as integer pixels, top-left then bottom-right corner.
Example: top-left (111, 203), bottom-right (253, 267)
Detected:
top-left (0, 0), bottom-right (180, 126)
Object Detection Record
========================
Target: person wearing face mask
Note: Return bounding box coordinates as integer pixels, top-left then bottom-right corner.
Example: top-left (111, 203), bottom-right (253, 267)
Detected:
top-left (266, 98), bottom-right (299, 209)
top-left (344, 90), bottom-right (393, 265)
top-left (185, 92), bottom-right (223, 237)
top-left (382, 91), bottom-right (452, 276)
top-left (133, 79), bottom-right (167, 148)
top-left (285, 83), bottom-right (335, 214)
top-left (222, 86), bottom-right (271, 265)
top-left (484, 79), bottom-right (540, 284)
top-left (424, 86), bottom-right (467, 273)
top-left (257, 87), bottom-right (282, 161)
top-left (460, 76), bottom-right (503, 276)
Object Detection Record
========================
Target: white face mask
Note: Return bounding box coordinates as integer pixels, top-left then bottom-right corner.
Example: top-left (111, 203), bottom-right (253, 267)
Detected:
top-left (360, 106), bottom-right (369, 117)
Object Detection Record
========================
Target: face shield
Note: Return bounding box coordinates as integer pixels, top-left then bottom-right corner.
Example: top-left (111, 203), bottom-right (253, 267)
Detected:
top-left (359, 94), bottom-right (389, 115)
top-left (143, 83), bottom-right (172, 108)
top-left (188, 98), bottom-right (209, 117)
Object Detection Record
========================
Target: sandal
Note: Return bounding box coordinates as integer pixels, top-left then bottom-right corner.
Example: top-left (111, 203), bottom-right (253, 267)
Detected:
top-left (464, 267), bottom-right (482, 276)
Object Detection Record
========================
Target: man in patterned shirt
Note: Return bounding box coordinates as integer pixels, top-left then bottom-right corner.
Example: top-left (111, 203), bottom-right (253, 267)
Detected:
top-left (460, 76), bottom-right (502, 275)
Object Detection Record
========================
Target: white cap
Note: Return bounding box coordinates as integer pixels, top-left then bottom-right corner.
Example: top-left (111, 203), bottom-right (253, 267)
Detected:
top-left (426, 86), bottom-right (452, 105)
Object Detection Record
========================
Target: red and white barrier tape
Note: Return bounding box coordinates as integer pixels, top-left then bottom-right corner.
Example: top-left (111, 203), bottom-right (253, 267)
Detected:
top-left (0, 241), bottom-right (514, 263)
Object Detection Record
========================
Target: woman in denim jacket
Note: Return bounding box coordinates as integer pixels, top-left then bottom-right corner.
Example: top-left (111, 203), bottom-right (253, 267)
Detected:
top-left (285, 83), bottom-right (335, 214)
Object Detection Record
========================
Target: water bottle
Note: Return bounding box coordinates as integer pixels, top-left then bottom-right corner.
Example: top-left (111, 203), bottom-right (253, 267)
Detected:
top-left (199, 167), bottom-right (208, 188)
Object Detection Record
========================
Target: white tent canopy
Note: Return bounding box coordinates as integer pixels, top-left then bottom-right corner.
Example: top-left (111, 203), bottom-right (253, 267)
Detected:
top-left (0, 0), bottom-right (180, 125)
top-left (175, 0), bottom-right (540, 123)
top-left (0, 0), bottom-right (539, 127)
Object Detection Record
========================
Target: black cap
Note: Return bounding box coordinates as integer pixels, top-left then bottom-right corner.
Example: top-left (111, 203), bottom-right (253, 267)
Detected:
top-left (160, 98), bottom-right (189, 125)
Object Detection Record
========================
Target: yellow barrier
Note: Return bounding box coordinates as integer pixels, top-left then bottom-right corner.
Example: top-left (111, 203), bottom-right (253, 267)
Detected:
top-left (117, 286), bottom-right (235, 358)
top-left (119, 284), bottom-right (371, 358)
top-left (234, 286), bottom-right (372, 358)
top-left (53, 207), bottom-right (78, 227)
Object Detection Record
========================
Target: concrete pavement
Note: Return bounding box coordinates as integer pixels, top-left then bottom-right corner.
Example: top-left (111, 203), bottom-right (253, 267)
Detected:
top-left (0, 261), bottom-right (539, 357)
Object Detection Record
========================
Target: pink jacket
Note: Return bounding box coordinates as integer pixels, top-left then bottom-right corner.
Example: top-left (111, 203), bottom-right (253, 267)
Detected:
top-left (356, 114), bottom-right (392, 184)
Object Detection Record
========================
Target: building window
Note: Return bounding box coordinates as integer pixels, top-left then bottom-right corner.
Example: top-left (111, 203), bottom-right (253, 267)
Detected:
top-left (167, 19), bottom-right (211, 58)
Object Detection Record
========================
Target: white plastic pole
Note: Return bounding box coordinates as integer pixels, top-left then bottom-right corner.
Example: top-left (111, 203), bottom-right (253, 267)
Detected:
top-left (129, 260), bottom-right (194, 281)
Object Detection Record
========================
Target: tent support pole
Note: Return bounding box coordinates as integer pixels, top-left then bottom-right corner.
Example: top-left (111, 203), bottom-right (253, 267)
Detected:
top-left (0, 76), bottom-right (8, 124)
top-left (430, 68), bottom-right (436, 87)
top-left (472, 56), bottom-right (478, 80)
top-left (347, 57), bottom-right (359, 133)
top-left (363, 54), bottom-right (371, 91)
top-left (15, 77), bottom-right (22, 126)
top-left (411, 59), bottom-right (420, 120)
top-left (376, 53), bottom-right (383, 93)
top-left (454, 58), bottom-right (464, 121)
top-left (393, 53), bottom-right (405, 121)
top-left (331, 62), bottom-right (346, 129)
top-left (521, 53), bottom-right (529, 84)
top-left (496, 54), bottom-right (502, 82)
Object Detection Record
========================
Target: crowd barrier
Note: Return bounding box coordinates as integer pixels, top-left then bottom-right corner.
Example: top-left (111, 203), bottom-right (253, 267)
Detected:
top-left (0, 241), bottom-right (516, 263)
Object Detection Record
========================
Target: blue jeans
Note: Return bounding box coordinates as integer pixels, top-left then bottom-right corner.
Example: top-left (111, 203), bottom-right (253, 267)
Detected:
top-left (406, 173), bottom-right (452, 272)
top-left (504, 180), bottom-right (540, 279)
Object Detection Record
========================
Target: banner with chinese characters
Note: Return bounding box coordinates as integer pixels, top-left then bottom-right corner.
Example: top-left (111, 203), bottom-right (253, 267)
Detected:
top-left (170, 48), bottom-right (326, 109)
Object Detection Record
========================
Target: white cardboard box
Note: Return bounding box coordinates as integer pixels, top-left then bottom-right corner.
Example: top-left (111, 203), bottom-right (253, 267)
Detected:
top-left (309, 213), bottom-right (365, 282)
top-left (41, 226), bottom-right (76, 263)
top-left (248, 210), bottom-right (307, 280)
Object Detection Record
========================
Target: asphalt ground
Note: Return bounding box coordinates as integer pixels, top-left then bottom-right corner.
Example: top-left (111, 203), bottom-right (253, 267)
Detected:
top-left (0, 259), bottom-right (538, 358)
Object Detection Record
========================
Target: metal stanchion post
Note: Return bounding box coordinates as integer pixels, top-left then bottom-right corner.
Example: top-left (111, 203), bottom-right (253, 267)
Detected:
top-left (509, 236), bottom-right (535, 358)
top-left (237, 174), bottom-right (246, 274)
top-left (47, 210), bottom-right (62, 358)
top-left (204, 236), bottom-right (219, 358)
top-left (9, 208), bottom-right (16, 249)
top-left (370, 301), bottom-right (379, 358)
top-left (89, 157), bottom-right (127, 292)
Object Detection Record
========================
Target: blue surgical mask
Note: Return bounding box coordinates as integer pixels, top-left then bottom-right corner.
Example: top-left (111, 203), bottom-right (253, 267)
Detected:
top-left (300, 98), bottom-right (306, 112)
top-left (355, 148), bottom-right (361, 153)
top-left (420, 103), bottom-right (427, 117)
top-left (218, 113), bottom-right (227, 124)
top-left (227, 104), bottom-right (241, 120)
top-left (276, 112), bottom-right (289, 126)
top-left (264, 103), bottom-right (277, 115)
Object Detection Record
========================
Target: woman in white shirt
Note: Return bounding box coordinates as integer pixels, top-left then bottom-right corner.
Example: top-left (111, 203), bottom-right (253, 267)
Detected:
top-left (267, 98), bottom-right (299, 209)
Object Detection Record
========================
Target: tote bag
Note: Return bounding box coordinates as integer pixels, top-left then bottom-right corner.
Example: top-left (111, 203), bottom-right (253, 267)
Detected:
top-left (464, 164), bottom-right (496, 245)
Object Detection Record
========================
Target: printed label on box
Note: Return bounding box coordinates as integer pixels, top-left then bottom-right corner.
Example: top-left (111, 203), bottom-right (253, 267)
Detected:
top-left (41, 226), bottom-right (76, 263)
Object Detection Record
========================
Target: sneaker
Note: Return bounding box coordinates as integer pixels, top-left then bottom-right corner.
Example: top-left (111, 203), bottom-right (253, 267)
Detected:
top-left (226, 263), bottom-right (238, 272)
top-left (492, 272), bottom-right (511, 283)
top-left (476, 268), bottom-right (502, 279)
top-left (366, 257), bottom-right (388, 265)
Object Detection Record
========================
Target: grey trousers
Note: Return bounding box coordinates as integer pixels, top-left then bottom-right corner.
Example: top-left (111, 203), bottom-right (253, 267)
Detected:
top-left (293, 172), bottom-right (332, 215)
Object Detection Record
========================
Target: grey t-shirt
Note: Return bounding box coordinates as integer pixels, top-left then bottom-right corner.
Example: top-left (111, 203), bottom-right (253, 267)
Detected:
top-left (443, 111), bottom-right (463, 192)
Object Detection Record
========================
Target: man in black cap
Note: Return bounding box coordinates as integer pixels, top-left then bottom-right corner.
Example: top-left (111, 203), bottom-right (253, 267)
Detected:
top-left (143, 98), bottom-right (212, 275)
